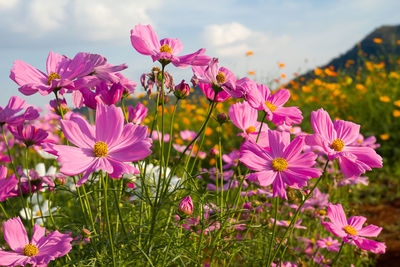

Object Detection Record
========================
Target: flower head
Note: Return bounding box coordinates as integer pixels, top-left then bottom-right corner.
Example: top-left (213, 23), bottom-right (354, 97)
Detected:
top-left (51, 103), bottom-right (152, 186)
top-left (240, 130), bottom-right (322, 199)
top-left (305, 108), bottom-right (382, 177)
top-left (179, 196), bottom-right (194, 216)
top-left (0, 217), bottom-right (72, 266)
top-left (131, 24), bottom-right (210, 68)
top-left (322, 203), bottom-right (386, 253)
top-left (0, 96), bottom-right (39, 126)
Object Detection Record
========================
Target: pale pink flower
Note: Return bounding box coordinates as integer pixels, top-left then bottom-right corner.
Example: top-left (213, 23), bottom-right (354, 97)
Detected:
top-left (0, 217), bottom-right (72, 266)
top-left (52, 103), bottom-right (152, 186)
top-left (321, 203), bottom-right (386, 253)
top-left (131, 24), bottom-right (210, 67)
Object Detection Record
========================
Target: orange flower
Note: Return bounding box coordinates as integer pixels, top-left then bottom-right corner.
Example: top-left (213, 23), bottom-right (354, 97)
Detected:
top-left (397, 40), bottom-right (400, 45)
top-left (205, 127), bottom-right (213, 136)
top-left (245, 51), bottom-right (254, 56)
top-left (280, 73), bottom-right (286, 79)
top-left (248, 71), bottom-right (255, 75)
top-left (314, 68), bottom-right (323, 76)
top-left (394, 100), bottom-right (400, 107)
top-left (373, 38), bottom-right (383, 44)
top-left (393, 110), bottom-right (400, 117)
top-left (379, 96), bottom-right (390, 103)
top-left (278, 62), bottom-right (285, 68)
top-left (302, 86), bottom-right (312, 93)
top-left (380, 134), bottom-right (389, 140)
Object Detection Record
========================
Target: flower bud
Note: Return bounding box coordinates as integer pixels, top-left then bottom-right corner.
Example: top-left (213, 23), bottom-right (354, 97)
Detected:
top-left (178, 196), bottom-right (193, 216)
top-left (174, 80), bottom-right (190, 99)
top-left (216, 113), bottom-right (228, 124)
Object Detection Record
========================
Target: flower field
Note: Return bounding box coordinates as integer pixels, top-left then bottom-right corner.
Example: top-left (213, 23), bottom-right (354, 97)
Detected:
top-left (0, 24), bottom-right (398, 266)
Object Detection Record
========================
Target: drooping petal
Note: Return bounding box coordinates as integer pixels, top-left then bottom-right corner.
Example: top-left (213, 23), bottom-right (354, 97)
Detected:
top-left (344, 146), bottom-right (383, 169)
top-left (3, 217), bottom-right (29, 252)
top-left (107, 159), bottom-right (139, 179)
top-left (337, 154), bottom-right (366, 178)
top-left (174, 48), bottom-right (210, 68)
top-left (272, 172), bottom-right (287, 199)
top-left (353, 237), bottom-right (386, 253)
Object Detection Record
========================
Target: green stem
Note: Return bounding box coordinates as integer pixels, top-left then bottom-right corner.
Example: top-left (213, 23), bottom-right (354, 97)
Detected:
top-left (121, 97), bottom-right (129, 123)
top-left (111, 179), bottom-right (127, 236)
top-left (270, 160), bottom-right (330, 263)
top-left (0, 203), bottom-right (8, 218)
top-left (266, 197), bottom-right (279, 265)
top-left (101, 172), bottom-right (116, 266)
top-left (331, 240), bottom-right (345, 266)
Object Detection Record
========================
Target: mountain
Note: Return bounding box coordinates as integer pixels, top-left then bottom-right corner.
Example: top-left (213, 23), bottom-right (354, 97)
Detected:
top-left (291, 24), bottom-right (400, 83)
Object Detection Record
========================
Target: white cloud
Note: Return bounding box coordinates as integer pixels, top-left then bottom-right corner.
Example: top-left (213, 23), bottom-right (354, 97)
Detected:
top-left (0, 0), bottom-right (161, 41)
top-left (204, 22), bottom-right (252, 46)
top-left (0, 0), bottom-right (18, 10)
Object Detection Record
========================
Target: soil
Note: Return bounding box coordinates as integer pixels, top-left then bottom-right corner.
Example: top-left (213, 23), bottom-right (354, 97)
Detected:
top-left (362, 198), bottom-right (400, 266)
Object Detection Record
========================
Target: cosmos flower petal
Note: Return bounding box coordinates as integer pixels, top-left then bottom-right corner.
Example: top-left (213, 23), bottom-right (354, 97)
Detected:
top-left (347, 216), bottom-right (367, 230)
top-left (358, 225), bottom-right (383, 237)
top-left (353, 237), bottom-right (386, 254)
top-left (3, 217), bottom-right (29, 252)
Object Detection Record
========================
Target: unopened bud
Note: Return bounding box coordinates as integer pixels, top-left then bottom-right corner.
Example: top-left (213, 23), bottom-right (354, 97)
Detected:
top-left (174, 80), bottom-right (190, 99)
top-left (216, 113), bottom-right (228, 124)
top-left (178, 196), bottom-right (193, 216)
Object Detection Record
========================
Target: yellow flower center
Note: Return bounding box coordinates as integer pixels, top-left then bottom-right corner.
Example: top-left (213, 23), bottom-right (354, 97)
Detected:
top-left (265, 101), bottom-right (277, 112)
top-left (47, 72), bottom-right (61, 85)
top-left (326, 241), bottom-right (332, 246)
top-left (216, 72), bottom-right (226, 84)
top-left (36, 211), bottom-right (42, 216)
top-left (159, 44), bottom-right (172, 54)
top-left (357, 140), bottom-right (363, 143)
top-left (246, 126), bottom-right (256, 134)
top-left (344, 225), bottom-right (357, 236)
top-left (331, 139), bottom-right (345, 151)
top-left (23, 244), bottom-right (38, 256)
top-left (271, 157), bottom-right (288, 172)
top-left (93, 141), bottom-right (108, 157)
top-left (318, 209), bottom-right (327, 216)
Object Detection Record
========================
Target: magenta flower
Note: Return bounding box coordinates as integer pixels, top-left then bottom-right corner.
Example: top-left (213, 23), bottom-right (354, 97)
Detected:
top-left (0, 217), bottom-right (72, 266)
top-left (128, 102), bottom-right (148, 124)
top-left (180, 130), bottom-right (197, 141)
top-left (131, 24), bottom-right (210, 68)
top-left (305, 108), bottom-right (382, 178)
top-left (192, 58), bottom-right (242, 98)
top-left (228, 101), bottom-right (269, 148)
top-left (316, 236), bottom-right (341, 252)
top-left (174, 79), bottom-right (191, 99)
top-left (271, 218), bottom-right (307, 229)
top-left (0, 166), bottom-right (18, 202)
top-left (52, 103), bottom-right (152, 186)
top-left (257, 84), bottom-right (302, 126)
top-left (179, 196), bottom-right (194, 216)
top-left (0, 96), bottom-right (39, 126)
top-left (9, 125), bottom-right (49, 147)
top-left (321, 203), bottom-right (386, 253)
top-left (240, 130), bottom-right (322, 199)
top-left (198, 83), bottom-right (231, 102)
top-left (10, 51), bottom-right (101, 96)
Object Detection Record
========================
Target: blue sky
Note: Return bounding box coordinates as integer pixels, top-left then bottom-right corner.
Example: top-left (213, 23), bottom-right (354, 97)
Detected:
top-left (0, 0), bottom-right (399, 107)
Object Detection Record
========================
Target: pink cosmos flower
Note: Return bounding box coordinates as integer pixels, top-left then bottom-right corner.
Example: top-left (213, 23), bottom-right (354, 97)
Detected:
top-left (128, 102), bottom-right (148, 124)
top-left (350, 134), bottom-right (380, 149)
top-left (9, 125), bottom-right (49, 147)
top-left (228, 101), bottom-right (269, 147)
top-left (0, 96), bottom-right (39, 126)
top-left (0, 217), bottom-right (72, 266)
top-left (321, 203), bottom-right (386, 253)
top-left (222, 150), bottom-right (240, 169)
top-left (257, 84), bottom-right (302, 126)
top-left (271, 218), bottom-right (307, 229)
top-left (180, 130), bottom-right (197, 141)
top-left (240, 130), bottom-right (322, 199)
top-left (316, 236), bottom-right (341, 252)
top-left (178, 196), bottom-right (193, 216)
top-left (0, 166), bottom-right (18, 202)
top-left (302, 187), bottom-right (329, 211)
top-left (10, 51), bottom-right (102, 96)
top-left (198, 83), bottom-right (231, 102)
top-left (51, 103), bottom-right (152, 186)
top-left (131, 24), bottom-right (210, 68)
top-left (305, 108), bottom-right (383, 178)
top-left (192, 58), bottom-right (242, 98)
